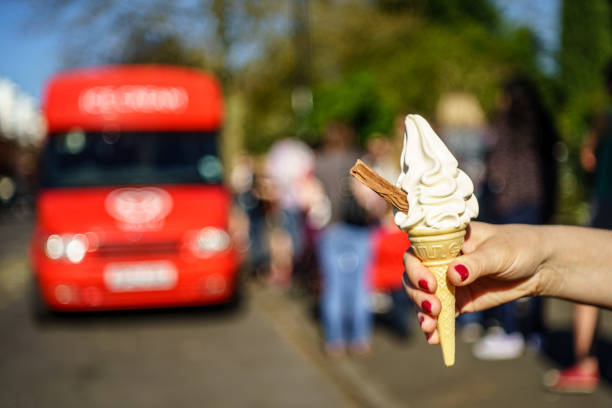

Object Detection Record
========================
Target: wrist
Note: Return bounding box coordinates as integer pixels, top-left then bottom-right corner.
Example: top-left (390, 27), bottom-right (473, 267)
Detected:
top-left (531, 225), bottom-right (563, 297)
top-left (532, 225), bottom-right (584, 300)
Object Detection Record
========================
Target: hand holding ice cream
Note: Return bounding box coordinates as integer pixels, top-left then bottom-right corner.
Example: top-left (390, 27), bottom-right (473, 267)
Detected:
top-left (404, 222), bottom-right (612, 329)
top-left (350, 114), bottom-right (479, 366)
top-left (352, 114), bottom-right (612, 367)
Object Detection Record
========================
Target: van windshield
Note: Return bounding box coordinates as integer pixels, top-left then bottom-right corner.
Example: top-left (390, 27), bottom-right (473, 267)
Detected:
top-left (40, 130), bottom-right (222, 188)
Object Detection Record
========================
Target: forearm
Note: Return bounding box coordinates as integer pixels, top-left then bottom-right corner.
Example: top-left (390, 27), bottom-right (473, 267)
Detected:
top-left (537, 225), bottom-right (612, 308)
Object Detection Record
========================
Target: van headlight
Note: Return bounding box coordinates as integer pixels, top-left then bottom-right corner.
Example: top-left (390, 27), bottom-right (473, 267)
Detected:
top-left (45, 234), bottom-right (89, 263)
top-left (45, 235), bottom-right (64, 260)
top-left (65, 235), bottom-right (88, 263)
top-left (194, 227), bottom-right (231, 256)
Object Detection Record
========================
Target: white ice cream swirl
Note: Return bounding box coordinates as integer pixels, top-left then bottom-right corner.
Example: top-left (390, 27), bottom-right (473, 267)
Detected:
top-left (394, 114), bottom-right (479, 232)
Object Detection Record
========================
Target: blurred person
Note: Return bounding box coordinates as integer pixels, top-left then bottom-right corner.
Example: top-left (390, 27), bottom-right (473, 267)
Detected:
top-left (543, 304), bottom-right (600, 393)
top-left (543, 62), bottom-right (612, 393)
top-left (315, 123), bottom-right (386, 357)
top-left (436, 92), bottom-right (489, 343)
top-left (365, 134), bottom-right (397, 182)
top-left (365, 135), bottom-right (413, 339)
top-left (291, 166), bottom-right (332, 295)
top-left (265, 138), bottom-right (316, 288)
top-left (230, 153), bottom-right (269, 277)
top-left (472, 76), bottom-right (559, 360)
top-left (11, 151), bottom-right (36, 218)
top-left (436, 92), bottom-right (488, 198)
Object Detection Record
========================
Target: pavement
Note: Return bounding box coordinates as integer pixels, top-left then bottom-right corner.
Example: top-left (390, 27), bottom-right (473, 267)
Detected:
top-left (0, 216), bottom-right (349, 407)
top-left (258, 284), bottom-right (612, 408)
top-left (1, 213), bottom-right (612, 407)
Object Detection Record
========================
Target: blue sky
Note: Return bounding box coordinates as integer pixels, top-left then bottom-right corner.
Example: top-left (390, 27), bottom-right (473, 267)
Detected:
top-left (0, 0), bottom-right (560, 104)
top-left (0, 1), bottom-right (62, 102)
top-left (493, 0), bottom-right (561, 72)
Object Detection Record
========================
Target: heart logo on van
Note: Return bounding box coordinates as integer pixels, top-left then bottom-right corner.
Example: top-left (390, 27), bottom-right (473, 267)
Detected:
top-left (105, 187), bottom-right (173, 228)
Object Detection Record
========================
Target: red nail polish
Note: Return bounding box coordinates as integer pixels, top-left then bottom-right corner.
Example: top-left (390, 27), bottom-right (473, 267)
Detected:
top-left (422, 300), bottom-right (432, 314)
top-left (455, 264), bottom-right (469, 281)
top-left (419, 315), bottom-right (424, 325)
top-left (425, 332), bottom-right (432, 341)
top-left (418, 279), bottom-right (429, 291)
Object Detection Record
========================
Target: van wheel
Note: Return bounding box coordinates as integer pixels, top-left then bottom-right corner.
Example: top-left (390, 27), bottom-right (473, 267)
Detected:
top-left (224, 268), bottom-right (247, 311)
top-left (29, 279), bottom-right (52, 322)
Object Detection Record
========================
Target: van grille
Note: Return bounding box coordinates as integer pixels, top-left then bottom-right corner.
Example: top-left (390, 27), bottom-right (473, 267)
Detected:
top-left (96, 241), bottom-right (180, 257)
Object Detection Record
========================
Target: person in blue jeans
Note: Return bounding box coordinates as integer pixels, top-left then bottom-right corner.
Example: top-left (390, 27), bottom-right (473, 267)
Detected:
top-left (318, 223), bottom-right (373, 355)
top-left (314, 122), bottom-right (387, 357)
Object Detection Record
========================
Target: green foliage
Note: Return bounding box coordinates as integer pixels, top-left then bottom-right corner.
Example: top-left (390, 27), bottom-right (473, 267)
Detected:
top-left (300, 2), bottom-right (539, 147)
top-left (420, 0), bottom-right (500, 31)
top-left (38, 0), bottom-right (545, 154)
top-left (307, 70), bottom-right (394, 145)
top-left (376, 0), bottom-right (500, 30)
top-left (115, 32), bottom-right (205, 68)
top-left (555, 0), bottom-right (612, 223)
top-left (559, 0), bottom-right (612, 100)
top-left (33, 0), bottom-right (612, 224)
top-left (558, 0), bottom-right (612, 149)
top-left (239, 38), bottom-right (297, 153)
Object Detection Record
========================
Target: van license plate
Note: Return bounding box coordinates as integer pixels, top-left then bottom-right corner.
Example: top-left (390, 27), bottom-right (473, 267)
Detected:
top-left (104, 261), bottom-right (177, 292)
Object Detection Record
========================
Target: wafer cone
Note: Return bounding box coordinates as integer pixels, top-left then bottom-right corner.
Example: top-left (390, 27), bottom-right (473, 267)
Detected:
top-left (409, 227), bottom-right (466, 366)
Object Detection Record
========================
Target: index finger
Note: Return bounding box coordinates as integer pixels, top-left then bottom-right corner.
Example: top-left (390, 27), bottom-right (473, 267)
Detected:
top-left (403, 249), bottom-right (437, 293)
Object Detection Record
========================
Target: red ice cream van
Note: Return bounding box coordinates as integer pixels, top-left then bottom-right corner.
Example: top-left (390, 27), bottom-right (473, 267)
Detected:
top-left (30, 65), bottom-right (240, 312)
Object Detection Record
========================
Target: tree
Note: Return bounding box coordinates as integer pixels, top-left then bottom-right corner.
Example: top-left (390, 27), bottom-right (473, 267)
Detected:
top-left (27, 0), bottom-right (294, 163)
top-left (115, 31), bottom-right (206, 68)
top-left (559, 0), bottom-right (612, 101)
top-left (27, 0), bottom-right (544, 154)
top-left (376, 0), bottom-right (501, 31)
top-left (554, 0), bottom-right (612, 223)
top-left (298, 0), bottom-right (539, 144)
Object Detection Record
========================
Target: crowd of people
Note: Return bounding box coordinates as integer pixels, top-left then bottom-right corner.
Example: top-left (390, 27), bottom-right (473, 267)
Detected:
top-left (229, 71), bottom-right (612, 394)
top-left (231, 122), bottom-right (404, 358)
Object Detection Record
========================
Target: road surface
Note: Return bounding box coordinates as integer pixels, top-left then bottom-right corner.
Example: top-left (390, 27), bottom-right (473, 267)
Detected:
top-left (1, 215), bottom-right (612, 407)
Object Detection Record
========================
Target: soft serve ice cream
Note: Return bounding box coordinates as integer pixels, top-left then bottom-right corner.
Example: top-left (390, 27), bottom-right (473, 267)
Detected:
top-left (394, 114), bottom-right (479, 233)
top-left (393, 114), bottom-right (478, 366)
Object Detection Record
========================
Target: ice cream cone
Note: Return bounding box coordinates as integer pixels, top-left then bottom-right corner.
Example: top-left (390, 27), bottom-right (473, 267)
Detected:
top-left (409, 227), bottom-right (466, 366)
top-left (350, 114), bottom-right (478, 366)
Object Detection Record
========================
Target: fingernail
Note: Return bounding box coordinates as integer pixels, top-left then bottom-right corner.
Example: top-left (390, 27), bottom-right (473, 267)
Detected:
top-left (425, 332), bottom-right (432, 341)
top-left (419, 315), bottom-right (424, 325)
top-left (418, 279), bottom-right (429, 291)
top-left (422, 300), bottom-right (432, 314)
top-left (455, 264), bottom-right (469, 281)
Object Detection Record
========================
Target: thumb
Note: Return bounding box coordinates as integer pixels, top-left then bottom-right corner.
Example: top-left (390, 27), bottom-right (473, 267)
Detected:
top-left (447, 240), bottom-right (513, 287)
